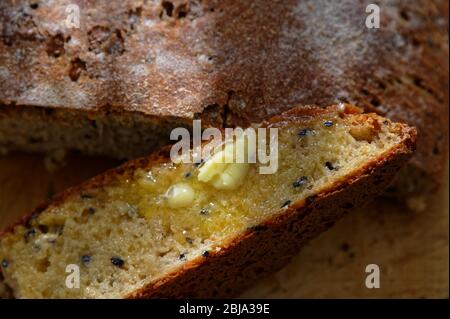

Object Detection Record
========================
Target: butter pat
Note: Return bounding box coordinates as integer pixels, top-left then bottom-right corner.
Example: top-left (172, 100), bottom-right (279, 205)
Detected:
top-left (198, 136), bottom-right (252, 190)
top-left (166, 183), bottom-right (195, 208)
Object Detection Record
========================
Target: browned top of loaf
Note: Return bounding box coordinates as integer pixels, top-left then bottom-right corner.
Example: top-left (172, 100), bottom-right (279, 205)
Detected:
top-left (0, 0), bottom-right (447, 182)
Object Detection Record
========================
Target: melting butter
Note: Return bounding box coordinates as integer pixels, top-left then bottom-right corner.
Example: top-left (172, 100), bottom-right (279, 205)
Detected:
top-left (198, 136), bottom-right (253, 190)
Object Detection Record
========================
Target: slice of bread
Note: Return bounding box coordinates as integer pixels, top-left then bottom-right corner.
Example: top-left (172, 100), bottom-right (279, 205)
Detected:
top-left (0, 105), bottom-right (416, 298)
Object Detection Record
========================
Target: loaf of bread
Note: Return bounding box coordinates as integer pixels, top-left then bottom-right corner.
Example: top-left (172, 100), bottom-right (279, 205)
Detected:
top-left (0, 0), bottom-right (446, 201)
top-left (0, 105), bottom-right (416, 298)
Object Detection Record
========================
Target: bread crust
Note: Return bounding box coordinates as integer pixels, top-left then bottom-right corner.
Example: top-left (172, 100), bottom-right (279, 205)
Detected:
top-left (0, 106), bottom-right (416, 298)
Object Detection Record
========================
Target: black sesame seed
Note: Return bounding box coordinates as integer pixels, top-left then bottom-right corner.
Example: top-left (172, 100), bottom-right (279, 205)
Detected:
top-left (324, 120), bottom-right (334, 127)
top-left (200, 208), bottom-right (209, 215)
top-left (185, 237), bottom-right (193, 245)
top-left (325, 162), bottom-right (335, 170)
top-left (111, 256), bottom-right (124, 268)
top-left (298, 128), bottom-right (310, 137)
top-left (87, 207), bottom-right (96, 215)
top-left (80, 194), bottom-right (93, 200)
top-left (1, 259), bottom-right (9, 268)
top-left (184, 172), bottom-right (192, 178)
top-left (91, 120), bottom-right (98, 129)
top-left (81, 255), bottom-right (91, 264)
top-left (281, 200), bottom-right (291, 208)
top-left (293, 176), bottom-right (308, 188)
top-left (202, 251), bottom-right (210, 257)
top-left (179, 253), bottom-right (186, 260)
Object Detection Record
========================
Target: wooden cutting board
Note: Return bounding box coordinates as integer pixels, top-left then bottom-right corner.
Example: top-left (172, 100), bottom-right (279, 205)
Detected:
top-left (0, 152), bottom-right (448, 298)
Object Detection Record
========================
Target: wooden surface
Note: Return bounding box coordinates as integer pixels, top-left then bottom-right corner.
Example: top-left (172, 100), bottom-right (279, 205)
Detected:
top-left (0, 152), bottom-right (448, 298)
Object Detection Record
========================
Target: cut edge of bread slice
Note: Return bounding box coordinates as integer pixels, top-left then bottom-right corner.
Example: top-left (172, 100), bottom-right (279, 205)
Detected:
top-left (0, 105), bottom-right (416, 299)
